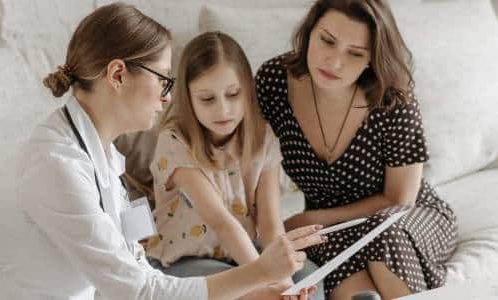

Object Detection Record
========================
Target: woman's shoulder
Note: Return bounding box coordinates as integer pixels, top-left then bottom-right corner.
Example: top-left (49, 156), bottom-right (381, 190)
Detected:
top-left (23, 109), bottom-right (91, 167)
top-left (260, 53), bottom-right (289, 69)
top-left (255, 53), bottom-right (289, 83)
top-left (369, 91), bottom-right (422, 124)
top-left (255, 54), bottom-right (291, 120)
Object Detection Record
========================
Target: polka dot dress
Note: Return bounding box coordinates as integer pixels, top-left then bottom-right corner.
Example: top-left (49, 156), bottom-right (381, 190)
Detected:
top-left (255, 54), bottom-right (458, 296)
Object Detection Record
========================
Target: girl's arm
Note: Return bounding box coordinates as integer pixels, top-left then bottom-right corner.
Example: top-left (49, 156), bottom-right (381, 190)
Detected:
top-left (172, 167), bottom-right (259, 265)
top-left (256, 166), bottom-right (285, 249)
top-left (256, 166), bottom-right (296, 287)
top-left (285, 163), bottom-right (423, 230)
top-left (206, 225), bottom-right (325, 300)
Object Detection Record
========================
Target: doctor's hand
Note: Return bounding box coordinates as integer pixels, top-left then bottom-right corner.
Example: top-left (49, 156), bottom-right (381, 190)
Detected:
top-left (243, 282), bottom-right (317, 300)
top-left (283, 284), bottom-right (317, 300)
top-left (255, 225), bottom-right (326, 284)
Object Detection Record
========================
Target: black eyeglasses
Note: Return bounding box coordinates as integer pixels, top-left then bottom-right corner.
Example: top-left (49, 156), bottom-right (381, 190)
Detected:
top-left (126, 61), bottom-right (175, 98)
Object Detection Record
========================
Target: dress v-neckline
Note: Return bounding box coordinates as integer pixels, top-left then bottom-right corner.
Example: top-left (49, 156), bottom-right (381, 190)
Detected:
top-left (284, 72), bottom-right (368, 168)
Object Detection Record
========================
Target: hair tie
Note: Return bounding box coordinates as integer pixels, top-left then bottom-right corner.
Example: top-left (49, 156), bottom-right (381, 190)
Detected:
top-left (57, 64), bottom-right (74, 86)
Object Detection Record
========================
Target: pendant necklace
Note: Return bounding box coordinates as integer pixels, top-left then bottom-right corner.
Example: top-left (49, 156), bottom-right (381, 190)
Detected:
top-left (311, 79), bottom-right (358, 164)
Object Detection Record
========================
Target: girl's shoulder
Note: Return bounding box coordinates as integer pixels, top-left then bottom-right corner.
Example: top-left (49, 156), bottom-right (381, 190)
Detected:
top-left (260, 123), bottom-right (283, 168)
top-left (263, 123), bottom-right (278, 144)
top-left (156, 127), bottom-right (189, 150)
top-left (153, 127), bottom-right (197, 171)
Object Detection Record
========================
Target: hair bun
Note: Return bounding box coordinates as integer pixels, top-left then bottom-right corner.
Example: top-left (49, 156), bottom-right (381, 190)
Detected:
top-left (43, 64), bottom-right (74, 97)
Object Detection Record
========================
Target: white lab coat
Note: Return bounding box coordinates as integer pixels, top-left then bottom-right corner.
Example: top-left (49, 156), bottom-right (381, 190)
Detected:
top-left (0, 98), bottom-right (208, 299)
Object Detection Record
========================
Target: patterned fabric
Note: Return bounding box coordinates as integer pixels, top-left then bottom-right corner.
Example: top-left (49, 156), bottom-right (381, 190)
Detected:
top-left (255, 54), bottom-right (458, 295)
top-left (147, 125), bottom-right (282, 267)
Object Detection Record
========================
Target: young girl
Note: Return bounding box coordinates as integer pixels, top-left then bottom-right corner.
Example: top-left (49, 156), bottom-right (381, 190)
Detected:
top-left (147, 31), bottom-right (324, 299)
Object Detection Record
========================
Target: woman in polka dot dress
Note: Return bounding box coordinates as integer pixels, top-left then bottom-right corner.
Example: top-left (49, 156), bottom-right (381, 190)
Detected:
top-left (255, 1), bottom-right (457, 299)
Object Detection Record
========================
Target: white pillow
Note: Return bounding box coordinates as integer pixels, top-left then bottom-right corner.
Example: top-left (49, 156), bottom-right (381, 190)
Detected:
top-left (98, 0), bottom-right (313, 72)
top-left (392, 0), bottom-right (498, 185)
top-left (199, 4), bottom-right (310, 73)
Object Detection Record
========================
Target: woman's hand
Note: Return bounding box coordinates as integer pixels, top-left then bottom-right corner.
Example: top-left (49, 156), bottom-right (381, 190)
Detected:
top-left (255, 225), bottom-right (326, 284)
top-left (243, 283), bottom-right (317, 300)
top-left (284, 285), bottom-right (317, 300)
top-left (284, 210), bottom-right (328, 231)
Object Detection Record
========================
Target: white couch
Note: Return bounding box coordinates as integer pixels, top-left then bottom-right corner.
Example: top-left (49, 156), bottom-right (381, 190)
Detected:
top-left (1, 0), bottom-right (497, 295)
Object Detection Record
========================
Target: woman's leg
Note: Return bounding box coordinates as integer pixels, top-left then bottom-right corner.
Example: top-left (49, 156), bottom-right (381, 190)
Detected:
top-left (328, 270), bottom-right (377, 300)
top-left (293, 259), bottom-right (325, 300)
top-left (367, 261), bottom-right (411, 299)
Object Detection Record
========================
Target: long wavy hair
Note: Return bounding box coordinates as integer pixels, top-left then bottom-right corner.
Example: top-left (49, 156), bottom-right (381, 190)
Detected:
top-left (286, 0), bottom-right (414, 109)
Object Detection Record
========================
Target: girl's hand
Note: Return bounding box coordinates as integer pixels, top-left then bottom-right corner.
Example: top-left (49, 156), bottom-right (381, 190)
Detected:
top-left (255, 225), bottom-right (326, 284)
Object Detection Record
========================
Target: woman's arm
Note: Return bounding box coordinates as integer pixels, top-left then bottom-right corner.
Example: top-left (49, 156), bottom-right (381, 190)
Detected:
top-left (20, 154), bottom-right (209, 299)
top-left (172, 167), bottom-right (259, 265)
top-left (285, 163), bottom-right (423, 230)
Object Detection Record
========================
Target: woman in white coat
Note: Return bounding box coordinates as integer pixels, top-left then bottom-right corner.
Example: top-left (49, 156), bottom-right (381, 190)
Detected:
top-left (0, 3), bottom-right (324, 300)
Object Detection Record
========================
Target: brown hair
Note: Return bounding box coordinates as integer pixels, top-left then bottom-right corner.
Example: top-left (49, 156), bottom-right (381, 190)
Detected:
top-left (43, 2), bottom-right (172, 97)
top-left (160, 31), bottom-right (266, 170)
top-left (286, 0), bottom-right (414, 109)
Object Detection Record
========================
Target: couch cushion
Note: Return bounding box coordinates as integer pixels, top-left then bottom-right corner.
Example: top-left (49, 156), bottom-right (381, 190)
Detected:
top-left (437, 169), bottom-right (498, 284)
top-left (1, 1), bottom-right (96, 81)
top-left (97, 0), bottom-right (312, 73)
top-left (0, 145), bottom-right (20, 221)
top-left (392, 0), bottom-right (498, 185)
top-left (437, 169), bottom-right (498, 242)
top-left (199, 4), bottom-right (310, 73)
top-left (0, 46), bottom-right (60, 153)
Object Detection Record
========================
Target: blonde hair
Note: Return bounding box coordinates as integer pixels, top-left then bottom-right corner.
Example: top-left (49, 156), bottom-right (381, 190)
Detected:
top-left (160, 31), bottom-right (266, 170)
top-left (43, 2), bottom-right (172, 97)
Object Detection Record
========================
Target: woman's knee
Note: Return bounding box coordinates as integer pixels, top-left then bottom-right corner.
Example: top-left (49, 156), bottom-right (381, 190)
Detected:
top-left (328, 270), bottom-right (376, 300)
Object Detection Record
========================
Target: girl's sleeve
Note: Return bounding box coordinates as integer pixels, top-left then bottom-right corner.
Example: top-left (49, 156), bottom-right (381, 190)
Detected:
top-left (150, 130), bottom-right (195, 197)
top-left (262, 125), bottom-right (283, 170)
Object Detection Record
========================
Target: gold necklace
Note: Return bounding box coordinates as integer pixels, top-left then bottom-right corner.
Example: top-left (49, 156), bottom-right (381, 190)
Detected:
top-left (311, 80), bottom-right (358, 164)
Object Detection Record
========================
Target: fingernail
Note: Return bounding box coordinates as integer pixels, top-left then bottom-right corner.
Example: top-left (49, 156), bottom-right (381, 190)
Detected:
top-left (322, 236), bottom-right (328, 242)
top-left (315, 224), bottom-right (323, 230)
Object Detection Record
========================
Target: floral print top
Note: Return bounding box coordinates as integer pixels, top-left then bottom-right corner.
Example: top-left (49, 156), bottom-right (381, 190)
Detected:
top-left (146, 124), bottom-right (282, 266)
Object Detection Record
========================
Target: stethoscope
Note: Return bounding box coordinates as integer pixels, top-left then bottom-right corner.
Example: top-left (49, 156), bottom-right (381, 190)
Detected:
top-left (62, 105), bottom-right (128, 212)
